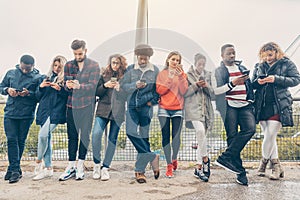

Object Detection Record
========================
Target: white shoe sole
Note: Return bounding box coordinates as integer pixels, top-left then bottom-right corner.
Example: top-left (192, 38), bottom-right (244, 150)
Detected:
top-left (214, 160), bottom-right (240, 174)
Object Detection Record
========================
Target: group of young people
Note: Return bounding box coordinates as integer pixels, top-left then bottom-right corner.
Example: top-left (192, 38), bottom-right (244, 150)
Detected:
top-left (1, 40), bottom-right (299, 186)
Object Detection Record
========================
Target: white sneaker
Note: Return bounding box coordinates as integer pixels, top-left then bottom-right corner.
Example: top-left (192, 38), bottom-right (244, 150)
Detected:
top-left (76, 163), bottom-right (85, 180)
top-left (33, 168), bottom-right (53, 181)
top-left (34, 162), bottom-right (43, 175)
top-left (59, 166), bottom-right (76, 181)
top-left (93, 164), bottom-right (101, 179)
top-left (101, 167), bottom-right (110, 181)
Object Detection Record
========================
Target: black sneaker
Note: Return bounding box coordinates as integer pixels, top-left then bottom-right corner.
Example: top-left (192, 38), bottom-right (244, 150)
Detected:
top-left (9, 171), bottom-right (21, 184)
top-left (236, 172), bottom-right (248, 186)
top-left (193, 168), bottom-right (208, 182)
top-left (214, 157), bottom-right (241, 174)
top-left (4, 169), bottom-right (22, 181)
top-left (202, 158), bottom-right (210, 178)
top-left (4, 171), bottom-right (11, 181)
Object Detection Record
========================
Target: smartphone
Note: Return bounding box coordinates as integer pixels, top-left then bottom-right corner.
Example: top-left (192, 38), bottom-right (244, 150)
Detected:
top-left (111, 77), bottom-right (117, 82)
top-left (199, 76), bottom-right (205, 81)
top-left (15, 89), bottom-right (22, 92)
top-left (45, 77), bottom-right (51, 82)
top-left (140, 78), bottom-right (146, 83)
top-left (242, 70), bottom-right (250, 75)
top-left (259, 74), bottom-right (268, 79)
top-left (65, 76), bottom-right (75, 80)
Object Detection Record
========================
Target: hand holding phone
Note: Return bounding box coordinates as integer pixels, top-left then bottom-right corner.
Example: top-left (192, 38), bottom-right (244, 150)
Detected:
top-left (242, 70), bottom-right (250, 75)
top-left (111, 77), bottom-right (117, 83)
top-left (65, 76), bottom-right (75, 81)
top-left (259, 74), bottom-right (268, 79)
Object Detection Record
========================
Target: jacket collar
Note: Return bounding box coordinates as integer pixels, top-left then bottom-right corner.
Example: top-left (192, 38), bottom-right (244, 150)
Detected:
top-left (134, 62), bottom-right (154, 71)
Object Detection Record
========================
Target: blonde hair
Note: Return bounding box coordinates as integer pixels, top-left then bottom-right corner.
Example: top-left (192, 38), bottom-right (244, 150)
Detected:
top-left (258, 42), bottom-right (285, 63)
top-left (47, 55), bottom-right (67, 85)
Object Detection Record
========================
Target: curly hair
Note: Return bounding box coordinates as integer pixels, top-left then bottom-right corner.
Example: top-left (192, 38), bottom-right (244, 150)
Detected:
top-left (259, 42), bottom-right (285, 63)
top-left (47, 55), bottom-right (67, 85)
top-left (102, 54), bottom-right (127, 79)
top-left (164, 51), bottom-right (182, 69)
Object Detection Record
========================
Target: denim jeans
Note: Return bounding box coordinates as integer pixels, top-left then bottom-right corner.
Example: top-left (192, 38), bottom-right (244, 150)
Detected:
top-left (126, 106), bottom-right (156, 173)
top-left (67, 105), bottom-right (94, 161)
top-left (221, 104), bottom-right (256, 172)
top-left (92, 117), bottom-right (121, 168)
top-left (4, 117), bottom-right (34, 172)
top-left (37, 117), bottom-right (57, 167)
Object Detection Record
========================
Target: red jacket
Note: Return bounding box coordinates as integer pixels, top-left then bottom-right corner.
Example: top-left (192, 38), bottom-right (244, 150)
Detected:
top-left (156, 69), bottom-right (188, 110)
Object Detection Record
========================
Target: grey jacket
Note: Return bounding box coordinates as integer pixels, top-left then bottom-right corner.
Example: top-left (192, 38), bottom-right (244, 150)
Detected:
top-left (184, 66), bottom-right (214, 130)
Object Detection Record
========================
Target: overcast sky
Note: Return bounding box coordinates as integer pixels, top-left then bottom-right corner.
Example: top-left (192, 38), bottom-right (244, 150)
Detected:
top-left (0, 0), bottom-right (299, 77)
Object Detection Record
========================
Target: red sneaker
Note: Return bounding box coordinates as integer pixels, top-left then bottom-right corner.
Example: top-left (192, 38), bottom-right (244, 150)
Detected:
top-left (166, 164), bottom-right (173, 178)
top-left (172, 159), bottom-right (178, 171)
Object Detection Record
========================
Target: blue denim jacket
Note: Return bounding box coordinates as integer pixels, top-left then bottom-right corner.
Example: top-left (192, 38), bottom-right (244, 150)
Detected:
top-left (120, 64), bottom-right (160, 108)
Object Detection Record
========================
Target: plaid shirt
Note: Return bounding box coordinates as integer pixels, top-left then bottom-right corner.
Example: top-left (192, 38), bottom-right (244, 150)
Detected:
top-left (64, 57), bottom-right (100, 109)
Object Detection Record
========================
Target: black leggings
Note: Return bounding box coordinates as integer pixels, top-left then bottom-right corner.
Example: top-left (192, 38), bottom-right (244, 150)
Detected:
top-left (159, 116), bottom-right (183, 164)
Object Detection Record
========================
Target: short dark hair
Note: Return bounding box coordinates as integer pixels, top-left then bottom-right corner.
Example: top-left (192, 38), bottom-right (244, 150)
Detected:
top-left (134, 44), bottom-right (154, 57)
top-left (221, 44), bottom-right (234, 55)
top-left (71, 39), bottom-right (86, 50)
top-left (20, 55), bottom-right (35, 65)
top-left (194, 53), bottom-right (206, 65)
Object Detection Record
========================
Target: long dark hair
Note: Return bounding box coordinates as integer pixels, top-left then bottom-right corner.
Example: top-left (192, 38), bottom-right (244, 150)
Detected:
top-left (102, 54), bottom-right (127, 79)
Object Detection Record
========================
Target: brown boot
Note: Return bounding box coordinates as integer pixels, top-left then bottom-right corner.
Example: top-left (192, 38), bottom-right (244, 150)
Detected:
top-left (269, 159), bottom-right (284, 180)
top-left (257, 158), bottom-right (269, 177)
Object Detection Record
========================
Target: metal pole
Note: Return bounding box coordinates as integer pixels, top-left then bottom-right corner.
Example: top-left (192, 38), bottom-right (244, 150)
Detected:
top-left (135, 0), bottom-right (148, 45)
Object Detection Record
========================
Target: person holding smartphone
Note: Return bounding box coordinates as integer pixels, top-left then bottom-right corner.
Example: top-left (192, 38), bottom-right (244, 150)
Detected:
top-left (214, 44), bottom-right (255, 186)
top-left (59, 39), bottom-right (100, 181)
top-left (32, 55), bottom-right (68, 180)
top-left (156, 51), bottom-right (188, 178)
top-left (184, 53), bottom-right (214, 182)
top-left (91, 54), bottom-right (127, 181)
top-left (120, 44), bottom-right (160, 184)
top-left (252, 42), bottom-right (300, 180)
top-left (0, 55), bottom-right (41, 183)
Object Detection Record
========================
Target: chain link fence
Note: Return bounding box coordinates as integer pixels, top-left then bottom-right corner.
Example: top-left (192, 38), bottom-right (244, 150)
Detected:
top-left (0, 104), bottom-right (299, 162)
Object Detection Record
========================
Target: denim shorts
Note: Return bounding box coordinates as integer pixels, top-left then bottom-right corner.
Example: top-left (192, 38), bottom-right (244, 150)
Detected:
top-left (158, 107), bottom-right (183, 118)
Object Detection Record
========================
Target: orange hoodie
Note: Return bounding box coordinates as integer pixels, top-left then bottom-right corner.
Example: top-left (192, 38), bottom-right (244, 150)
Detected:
top-left (156, 69), bottom-right (188, 110)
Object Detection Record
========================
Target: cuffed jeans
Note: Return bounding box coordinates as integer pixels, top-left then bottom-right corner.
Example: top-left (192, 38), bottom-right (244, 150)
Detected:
top-left (92, 117), bottom-right (121, 168)
top-left (67, 105), bottom-right (94, 161)
top-left (37, 117), bottom-right (57, 167)
top-left (126, 106), bottom-right (156, 173)
top-left (4, 117), bottom-right (34, 172)
top-left (221, 104), bottom-right (256, 172)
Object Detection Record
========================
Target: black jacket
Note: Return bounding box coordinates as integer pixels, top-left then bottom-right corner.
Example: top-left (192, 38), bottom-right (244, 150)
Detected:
top-left (252, 57), bottom-right (300, 127)
top-left (36, 73), bottom-right (68, 126)
top-left (215, 61), bottom-right (254, 121)
top-left (95, 68), bottom-right (126, 126)
top-left (0, 65), bottom-right (41, 119)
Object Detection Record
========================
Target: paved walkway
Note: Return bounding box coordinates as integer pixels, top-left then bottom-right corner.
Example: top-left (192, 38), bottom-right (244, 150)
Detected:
top-left (0, 161), bottom-right (299, 200)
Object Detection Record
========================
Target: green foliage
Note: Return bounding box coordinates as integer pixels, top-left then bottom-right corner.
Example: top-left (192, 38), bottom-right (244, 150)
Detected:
top-left (241, 137), bottom-right (300, 161)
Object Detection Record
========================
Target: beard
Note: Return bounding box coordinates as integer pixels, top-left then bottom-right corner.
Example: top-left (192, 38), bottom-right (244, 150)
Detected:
top-left (76, 58), bottom-right (84, 63)
top-left (139, 64), bottom-right (147, 68)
